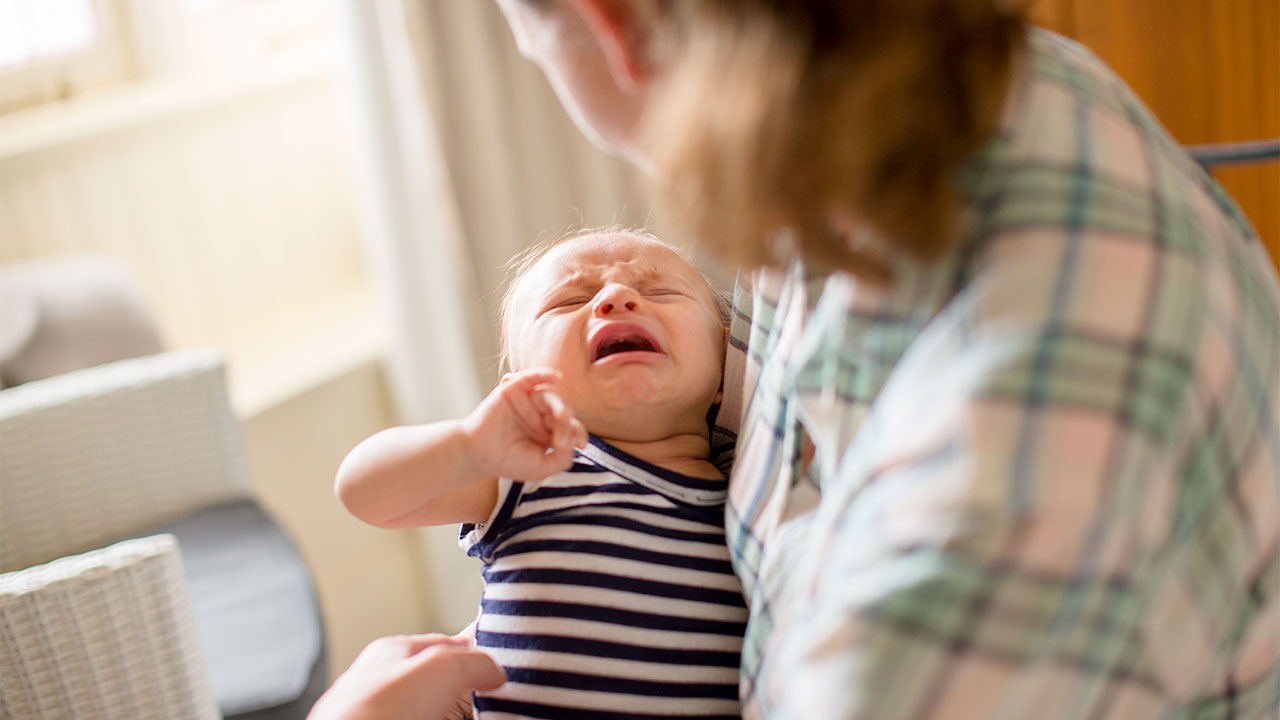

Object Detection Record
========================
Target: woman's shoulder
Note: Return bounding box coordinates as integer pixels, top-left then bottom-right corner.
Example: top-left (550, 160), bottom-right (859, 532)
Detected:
top-left (958, 23), bottom-right (1266, 315)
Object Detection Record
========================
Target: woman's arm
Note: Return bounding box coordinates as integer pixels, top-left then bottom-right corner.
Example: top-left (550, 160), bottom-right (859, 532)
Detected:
top-left (756, 202), bottom-right (1278, 716)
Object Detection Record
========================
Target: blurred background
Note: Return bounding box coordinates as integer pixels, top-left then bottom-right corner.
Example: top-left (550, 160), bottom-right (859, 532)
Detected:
top-left (0, 0), bottom-right (1275, 683)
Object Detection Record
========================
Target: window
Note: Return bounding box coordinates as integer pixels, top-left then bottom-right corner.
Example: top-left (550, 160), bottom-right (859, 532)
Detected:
top-left (0, 0), bottom-right (134, 113)
top-left (0, 0), bottom-right (98, 67)
top-left (0, 0), bottom-right (328, 114)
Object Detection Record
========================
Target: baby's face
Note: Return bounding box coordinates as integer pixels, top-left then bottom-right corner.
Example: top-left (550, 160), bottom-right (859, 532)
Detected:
top-left (508, 233), bottom-right (726, 442)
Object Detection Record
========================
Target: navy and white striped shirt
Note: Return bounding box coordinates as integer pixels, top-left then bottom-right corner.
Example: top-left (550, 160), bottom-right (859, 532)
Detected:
top-left (460, 436), bottom-right (746, 719)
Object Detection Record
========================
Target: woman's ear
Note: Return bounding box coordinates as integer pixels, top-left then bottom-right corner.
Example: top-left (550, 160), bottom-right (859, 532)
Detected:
top-left (567, 0), bottom-right (651, 92)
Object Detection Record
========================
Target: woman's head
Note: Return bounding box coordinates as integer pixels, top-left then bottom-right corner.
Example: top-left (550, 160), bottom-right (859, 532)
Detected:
top-left (497, 0), bottom-right (658, 168)
top-left (498, 0), bottom-right (1027, 280)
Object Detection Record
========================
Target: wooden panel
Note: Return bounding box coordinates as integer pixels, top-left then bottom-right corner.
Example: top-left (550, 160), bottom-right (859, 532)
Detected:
top-left (1032, 0), bottom-right (1280, 271)
top-left (1027, 0), bottom-right (1076, 37)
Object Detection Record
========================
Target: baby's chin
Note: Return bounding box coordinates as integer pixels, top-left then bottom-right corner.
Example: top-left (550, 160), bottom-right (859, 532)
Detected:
top-left (576, 401), bottom-right (715, 445)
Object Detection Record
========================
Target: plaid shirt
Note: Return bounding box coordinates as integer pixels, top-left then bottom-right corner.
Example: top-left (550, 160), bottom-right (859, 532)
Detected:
top-left (713, 29), bottom-right (1280, 719)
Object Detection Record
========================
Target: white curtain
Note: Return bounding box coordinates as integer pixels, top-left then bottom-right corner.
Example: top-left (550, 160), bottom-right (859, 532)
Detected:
top-left (331, 0), bottom-right (656, 632)
top-left (332, 0), bottom-right (487, 427)
top-left (337, 0), bottom-right (655, 427)
top-left (403, 2), bottom-right (659, 379)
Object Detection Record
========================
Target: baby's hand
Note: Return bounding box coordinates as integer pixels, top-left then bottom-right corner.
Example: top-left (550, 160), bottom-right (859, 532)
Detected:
top-left (460, 368), bottom-right (588, 483)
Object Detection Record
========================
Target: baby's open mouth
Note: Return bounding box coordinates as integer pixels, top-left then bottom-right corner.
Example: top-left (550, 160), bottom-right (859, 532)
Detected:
top-left (591, 324), bottom-right (664, 362)
top-left (596, 336), bottom-right (656, 360)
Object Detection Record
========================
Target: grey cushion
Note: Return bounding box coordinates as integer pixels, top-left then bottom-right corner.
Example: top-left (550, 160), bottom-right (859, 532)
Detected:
top-left (0, 257), bottom-right (164, 389)
top-left (147, 500), bottom-right (326, 719)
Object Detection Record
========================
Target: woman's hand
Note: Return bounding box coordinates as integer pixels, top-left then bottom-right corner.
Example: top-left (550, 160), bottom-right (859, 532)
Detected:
top-left (308, 634), bottom-right (506, 720)
top-left (460, 367), bottom-right (589, 483)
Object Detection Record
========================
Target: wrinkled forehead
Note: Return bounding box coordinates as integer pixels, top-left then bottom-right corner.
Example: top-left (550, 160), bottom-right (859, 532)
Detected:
top-left (515, 233), bottom-right (709, 302)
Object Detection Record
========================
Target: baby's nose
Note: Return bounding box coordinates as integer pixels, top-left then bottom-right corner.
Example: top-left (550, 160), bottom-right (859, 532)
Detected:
top-left (593, 287), bottom-right (639, 316)
top-left (594, 298), bottom-right (636, 315)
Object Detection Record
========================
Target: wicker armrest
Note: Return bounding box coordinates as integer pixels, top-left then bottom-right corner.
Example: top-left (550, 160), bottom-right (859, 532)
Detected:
top-left (0, 534), bottom-right (219, 720)
top-left (0, 350), bottom-right (252, 573)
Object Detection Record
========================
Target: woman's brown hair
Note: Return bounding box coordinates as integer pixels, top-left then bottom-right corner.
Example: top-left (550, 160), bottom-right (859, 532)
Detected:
top-left (639, 0), bottom-right (1027, 281)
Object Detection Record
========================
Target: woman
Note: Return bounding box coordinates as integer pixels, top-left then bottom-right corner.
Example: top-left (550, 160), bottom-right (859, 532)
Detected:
top-left (317, 1), bottom-right (1280, 717)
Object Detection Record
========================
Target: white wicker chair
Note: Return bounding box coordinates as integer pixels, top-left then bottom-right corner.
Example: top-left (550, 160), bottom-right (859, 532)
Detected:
top-left (0, 350), bottom-right (252, 575)
top-left (0, 351), bottom-right (326, 719)
top-left (0, 535), bottom-right (220, 719)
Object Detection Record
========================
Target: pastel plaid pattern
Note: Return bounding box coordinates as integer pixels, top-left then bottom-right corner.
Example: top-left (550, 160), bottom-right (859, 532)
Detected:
top-left (714, 29), bottom-right (1280, 719)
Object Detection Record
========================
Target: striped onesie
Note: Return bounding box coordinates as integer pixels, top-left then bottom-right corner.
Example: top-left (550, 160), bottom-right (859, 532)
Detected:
top-left (460, 436), bottom-right (746, 719)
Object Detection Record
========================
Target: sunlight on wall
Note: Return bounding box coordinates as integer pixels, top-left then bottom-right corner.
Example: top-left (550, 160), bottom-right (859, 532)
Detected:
top-left (0, 56), bottom-right (378, 415)
top-left (0, 0), bottom-right (456, 682)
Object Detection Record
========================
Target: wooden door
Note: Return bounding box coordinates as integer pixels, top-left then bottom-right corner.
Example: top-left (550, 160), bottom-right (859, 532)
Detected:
top-left (1031, 0), bottom-right (1280, 271)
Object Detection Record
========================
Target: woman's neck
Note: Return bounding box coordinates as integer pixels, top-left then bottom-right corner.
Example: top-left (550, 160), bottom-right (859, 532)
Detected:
top-left (595, 431), bottom-right (723, 480)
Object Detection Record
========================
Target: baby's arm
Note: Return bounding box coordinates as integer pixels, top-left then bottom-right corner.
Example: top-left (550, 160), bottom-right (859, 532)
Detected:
top-left (335, 368), bottom-right (587, 528)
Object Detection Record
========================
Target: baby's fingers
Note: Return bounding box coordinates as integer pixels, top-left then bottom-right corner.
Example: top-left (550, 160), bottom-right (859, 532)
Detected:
top-left (542, 390), bottom-right (587, 446)
top-left (499, 373), bottom-right (564, 440)
top-left (542, 424), bottom-right (578, 472)
top-left (501, 368), bottom-right (563, 391)
top-left (501, 387), bottom-right (553, 443)
top-left (568, 418), bottom-right (588, 449)
top-left (539, 388), bottom-right (570, 422)
top-left (538, 393), bottom-right (581, 465)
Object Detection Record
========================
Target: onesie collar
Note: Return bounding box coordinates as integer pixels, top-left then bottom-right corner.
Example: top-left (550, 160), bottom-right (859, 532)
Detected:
top-left (577, 436), bottom-right (728, 507)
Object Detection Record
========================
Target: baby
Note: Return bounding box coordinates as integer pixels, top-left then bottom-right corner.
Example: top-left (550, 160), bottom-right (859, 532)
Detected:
top-left (335, 228), bottom-right (745, 719)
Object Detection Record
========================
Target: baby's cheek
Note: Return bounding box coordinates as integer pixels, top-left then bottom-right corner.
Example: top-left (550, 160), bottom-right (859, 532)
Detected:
top-left (519, 323), bottom-right (575, 370)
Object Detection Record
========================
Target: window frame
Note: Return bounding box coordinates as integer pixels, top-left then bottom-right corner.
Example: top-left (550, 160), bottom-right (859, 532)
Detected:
top-left (0, 0), bottom-right (137, 114)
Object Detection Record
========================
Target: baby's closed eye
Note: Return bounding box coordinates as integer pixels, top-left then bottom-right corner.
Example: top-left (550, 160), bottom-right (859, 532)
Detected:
top-left (643, 288), bottom-right (684, 298)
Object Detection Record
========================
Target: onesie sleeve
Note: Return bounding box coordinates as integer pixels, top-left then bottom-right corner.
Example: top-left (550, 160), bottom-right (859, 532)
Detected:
top-left (458, 477), bottom-right (524, 564)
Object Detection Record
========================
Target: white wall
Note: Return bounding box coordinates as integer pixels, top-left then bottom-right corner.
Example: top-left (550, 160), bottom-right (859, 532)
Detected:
top-left (242, 357), bottom-right (483, 678)
top-left (0, 53), bottom-right (376, 408)
top-left (403, 0), bottom-right (666, 380)
top-left (0, 0), bottom-right (683, 684)
top-left (0, 49), bottom-right (452, 679)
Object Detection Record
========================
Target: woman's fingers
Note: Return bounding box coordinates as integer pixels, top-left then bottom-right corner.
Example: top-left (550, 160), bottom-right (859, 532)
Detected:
top-left (310, 633), bottom-right (504, 720)
top-left (409, 642), bottom-right (508, 693)
top-left (397, 633), bottom-right (472, 655)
